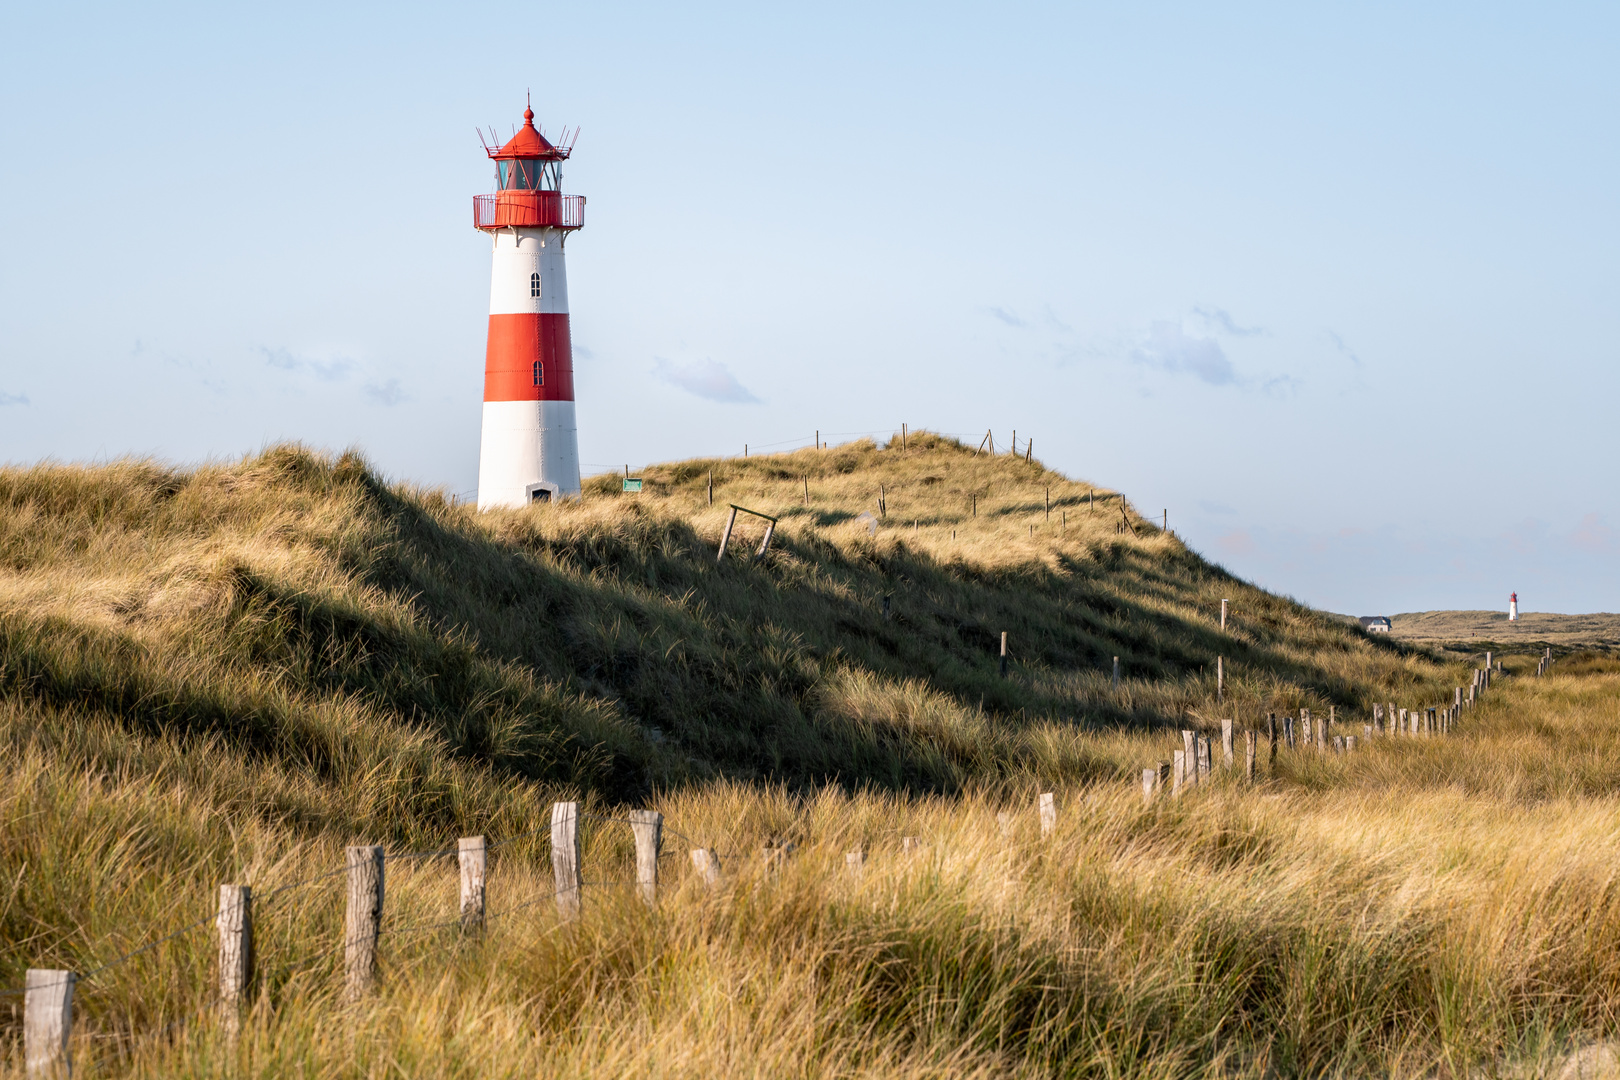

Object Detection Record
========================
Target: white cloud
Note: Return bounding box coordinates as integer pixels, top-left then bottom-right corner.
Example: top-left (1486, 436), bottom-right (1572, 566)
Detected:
top-left (363, 378), bottom-right (408, 406)
top-left (1193, 307), bottom-right (1266, 336)
top-left (261, 346), bottom-right (358, 382)
top-left (1326, 330), bottom-right (1362, 367)
top-left (0, 391), bottom-right (28, 406)
top-left (654, 358), bottom-right (761, 404)
top-left (1132, 321), bottom-right (1238, 386)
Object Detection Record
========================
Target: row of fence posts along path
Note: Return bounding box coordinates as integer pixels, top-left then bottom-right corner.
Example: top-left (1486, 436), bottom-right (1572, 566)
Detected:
top-left (1139, 648), bottom-right (1550, 802)
top-left (14, 649), bottom-right (1554, 1075)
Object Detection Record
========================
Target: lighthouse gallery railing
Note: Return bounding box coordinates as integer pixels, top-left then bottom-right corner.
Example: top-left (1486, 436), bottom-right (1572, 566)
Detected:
top-left (473, 192), bottom-right (586, 230)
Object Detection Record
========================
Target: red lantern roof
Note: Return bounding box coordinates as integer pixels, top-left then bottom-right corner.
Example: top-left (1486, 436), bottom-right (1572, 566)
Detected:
top-left (489, 108), bottom-right (570, 161)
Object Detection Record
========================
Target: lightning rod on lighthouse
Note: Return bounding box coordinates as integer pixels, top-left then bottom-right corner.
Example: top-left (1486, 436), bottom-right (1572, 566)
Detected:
top-left (473, 104), bottom-right (586, 508)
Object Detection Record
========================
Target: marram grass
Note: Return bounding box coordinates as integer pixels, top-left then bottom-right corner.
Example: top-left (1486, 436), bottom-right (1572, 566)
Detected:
top-left (2, 438), bottom-right (1609, 1076)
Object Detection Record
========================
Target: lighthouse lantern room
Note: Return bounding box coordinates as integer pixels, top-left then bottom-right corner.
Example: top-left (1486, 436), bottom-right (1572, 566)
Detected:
top-left (474, 104), bottom-right (586, 509)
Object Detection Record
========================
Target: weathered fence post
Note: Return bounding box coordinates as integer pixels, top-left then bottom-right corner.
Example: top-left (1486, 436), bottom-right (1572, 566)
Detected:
top-left (1284, 714), bottom-right (1296, 749)
top-left (1181, 731), bottom-right (1198, 787)
top-left (343, 845), bottom-right (385, 1003)
top-left (1245, 730), bottom-right (1256, 781)
top-left (1221, 718), bottom-right (1234, 769)
top-left (1217, 656), bottom-right (1224, 701)
top-left (1267, 713), bottom-right (1277, 765)
top-left (551, 802), bottom-right (582, 919)
top-left (691, 848), bottom-right (723, 888)
top-left (1142, 767), bottom-right (1159, 803)
top-left (716, 506), bottom-right (739, 562)
top-left (217, 884), bottom-right (253, 1033)
top-left (1112, 656), bottom-right (1120, 689)
top-left (1220, 598), bottom-right (1229, 631)
top-left (1347, 735), bottom-right (1357, 752)
top-left (630, 810), bottom-right (662, 907)
top-left (1172, 751), bottom-right (1186, 797)
top-left (1000, 632), bottom-right (1009, 678)
top-left (458, 837), bottom-right (486, 933)
top-left (762, 842), bottom-right (796, 877)
top-left (24, 969), bottom-right (75, 1078)
top-left (1038, 792), bottom-right (1056, 836)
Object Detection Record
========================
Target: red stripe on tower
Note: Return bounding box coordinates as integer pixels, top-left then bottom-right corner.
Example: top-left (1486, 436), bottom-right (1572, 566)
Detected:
top-left (483, 313), bottom-right (576, 402)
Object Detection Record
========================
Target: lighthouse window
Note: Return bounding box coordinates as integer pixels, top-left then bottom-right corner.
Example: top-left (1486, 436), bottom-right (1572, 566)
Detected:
top-left (530, 272), bottom-right (542, 298)
top-left (532, 360), bottom-right (543, 387)
top-left (499, 160), bottom-right (543, 190)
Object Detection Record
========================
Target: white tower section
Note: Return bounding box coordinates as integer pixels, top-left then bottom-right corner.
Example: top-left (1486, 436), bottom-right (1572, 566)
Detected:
top-left (475, 227), bottom-right (580, 508)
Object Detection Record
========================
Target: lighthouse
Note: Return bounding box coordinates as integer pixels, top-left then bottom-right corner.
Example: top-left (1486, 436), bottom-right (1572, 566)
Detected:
top-left (1509, 592), bottom-right (1519, 621)
top-left (474, 105), bottom-right (585, 508)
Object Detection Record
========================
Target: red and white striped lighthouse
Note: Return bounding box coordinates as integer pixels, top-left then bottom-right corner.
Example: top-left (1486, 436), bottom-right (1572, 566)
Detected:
top-left (473, 105), bottom-right (586, 508)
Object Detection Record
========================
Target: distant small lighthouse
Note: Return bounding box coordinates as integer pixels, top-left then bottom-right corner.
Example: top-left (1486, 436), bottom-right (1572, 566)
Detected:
top-left (1509, 592), bottom-right (1519, 621)
top-left (474, 103), bottom-right (586, 508)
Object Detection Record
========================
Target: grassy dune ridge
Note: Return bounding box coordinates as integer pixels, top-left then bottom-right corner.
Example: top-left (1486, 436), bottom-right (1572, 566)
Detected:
top-left (5, 435), bottom-right (1601, 1076)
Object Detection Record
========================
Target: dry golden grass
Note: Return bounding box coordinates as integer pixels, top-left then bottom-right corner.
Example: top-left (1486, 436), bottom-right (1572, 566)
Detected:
top-left (4, 436), bottom-right (1601, 1076)
top-left (1388, 610), bottom-right (1620, 650)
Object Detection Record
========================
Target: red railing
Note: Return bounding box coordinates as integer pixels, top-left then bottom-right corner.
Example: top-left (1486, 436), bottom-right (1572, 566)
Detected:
top-left (473, 192), bottom-right (586, 230)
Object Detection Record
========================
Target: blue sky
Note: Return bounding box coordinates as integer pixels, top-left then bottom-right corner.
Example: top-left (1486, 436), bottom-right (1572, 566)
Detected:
top-left (2, 1), bottom-right (1616, 615)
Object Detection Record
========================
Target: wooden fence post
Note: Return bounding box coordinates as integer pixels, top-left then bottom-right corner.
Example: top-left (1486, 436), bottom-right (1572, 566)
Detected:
top-left (458, 836), bottom-right (486, 933)
top-left (1267, 713), bottom-right (1277, 764)
top-left (1112, 656), bottom-right (1120, 689)
top-left (1172, 750), bottom-right (1186, 798)
top-left (343, 845), bottom-right (384, 1003)
top-left (24, 969), bottom-right (75, 1078)
top-left (1181, 731), bottom-right (1198, 787)
top-left (630, 810), bottom-right (662, 907)
top-left (1000, 632), bottom-right (1009, 678)
top-left (716, 506), bottom-right (738, 562)
top-left (217, 884), bottom-right (253, 1032)
top-left (1217, 656), bottom-right (1224, 701)
top-left (1220, 598), bottom-right (1229, 631)
top-left (551, 802), bottom-right (582, 919)
top-left (691, 849), bottom-right (723, 888)
top-left (1197, 736), bottom-right (1212, 781)
top-left (1039, 792), bottom-right (1056, 836)
top-left (1142, 768), bottom-right (1158, 803)
top-left (1244, 730), bottom-right (1256, 782)
top-left (1221, 718), bottom-right (1234, 769)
